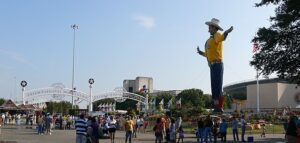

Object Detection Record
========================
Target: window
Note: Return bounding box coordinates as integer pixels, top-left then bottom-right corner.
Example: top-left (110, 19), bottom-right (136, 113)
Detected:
top-left (128, 87), bottom-right (133, 93)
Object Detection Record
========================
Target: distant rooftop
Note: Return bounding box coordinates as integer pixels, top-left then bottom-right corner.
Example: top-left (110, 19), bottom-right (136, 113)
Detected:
top-left (224, 78), bottom-right (289, 91)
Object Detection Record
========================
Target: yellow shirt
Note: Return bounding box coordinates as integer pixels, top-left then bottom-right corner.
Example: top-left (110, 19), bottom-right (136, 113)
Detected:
top-left (124, 120), bottom-right (134, 131)
top-left (205, 32), bottom-right (225, 62)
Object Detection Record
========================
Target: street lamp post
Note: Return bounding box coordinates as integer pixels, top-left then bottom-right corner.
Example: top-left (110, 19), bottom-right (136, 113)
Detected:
top-left (71, 24), bottom-right (79, 109)
top-left (89, 78), bottom-right (94, 112)
top-left (20, 80), bottom-right (27, 105)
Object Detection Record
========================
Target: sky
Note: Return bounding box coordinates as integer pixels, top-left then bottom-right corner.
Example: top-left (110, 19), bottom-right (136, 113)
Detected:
top-left (0, 0), bottom-right (276, 106)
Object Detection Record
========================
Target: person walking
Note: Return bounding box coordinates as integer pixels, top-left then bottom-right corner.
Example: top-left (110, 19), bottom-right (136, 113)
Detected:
top-left (108, 116), bottom-right (117, 143)
top-left (154, 118), bottom-right (164, 143)
top-left (45, 113), bottom-right (53, 135)
top-left (240, 116), bottom-right (246, 142)
top-left (232, 117), bottom-right (239, 142)
top-left (197, 18), bottom-right (233, 112)
top-left (219, 118), bottom-right (227, 142)
top-left (177, 126), bottom-right (184, 143)
top-left (75, 114), bottom-right (88, 143)
top-left (90, 117), bottom-right (99, 143)
top-left (124, 116), bottom-right (134, 143)
top-left (37, 115), bottom-right (44, 135)
top-left (212, 118), bottom-right (219, 143)
top-left (286, 115), bottom-right (297, 143)
top-left (169, 118), bottom-right (176, 143)
top-left (204, 115), bottom-right (213, 142)
top-left (197, 118), bottom-right (204, 143)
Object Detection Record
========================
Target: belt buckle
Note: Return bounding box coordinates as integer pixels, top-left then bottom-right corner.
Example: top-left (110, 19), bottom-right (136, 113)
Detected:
top-left (211, 60), bottom-right (221, 65)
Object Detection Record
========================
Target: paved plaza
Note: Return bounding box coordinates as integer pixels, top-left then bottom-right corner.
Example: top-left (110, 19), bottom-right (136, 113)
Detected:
top-left (0, 125), bottom-right (286, 143)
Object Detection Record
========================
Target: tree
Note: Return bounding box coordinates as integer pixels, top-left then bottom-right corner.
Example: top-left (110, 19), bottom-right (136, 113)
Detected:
top-left (44, 101), bottom-right (75, 115)
top-left (0, 98), bottom-right (5, 106)
top-left (203, 94), bottom-right (213, 109)
top-left (176, 88), bottom-right (206, 108)
top-left (251, 0), bottom-right (300, 84)
top-left (155, 92), bottom-right (173, 108)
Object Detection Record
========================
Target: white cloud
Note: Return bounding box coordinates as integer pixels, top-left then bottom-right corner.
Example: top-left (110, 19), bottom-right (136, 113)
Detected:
top-left (133, 14), bottom-right (155, 29)
top-left (0, 48), bottom-right (35, 67)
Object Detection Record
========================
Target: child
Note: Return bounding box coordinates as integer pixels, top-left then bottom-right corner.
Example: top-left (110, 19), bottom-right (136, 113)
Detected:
top-left (170, 118), bottom-right (176, 143)
top-left (177, 126), bottom-right (184, 143)
top-left (261, 124), bottom-right (266, 137)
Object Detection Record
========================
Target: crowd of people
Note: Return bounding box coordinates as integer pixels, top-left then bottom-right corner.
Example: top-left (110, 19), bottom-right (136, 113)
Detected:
top-left (194, 115), bottom-right (248, 143)
top-left (75, 114), bottom-right (148, 143)
top-left (3, 110), bottom-right (300, 143)
top-left (1, 112), bottom-right (23, 125)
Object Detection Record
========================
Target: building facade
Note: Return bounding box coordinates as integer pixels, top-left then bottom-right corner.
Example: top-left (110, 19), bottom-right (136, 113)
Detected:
top-left (224, 78), bottom-right (300, 111)
top-left (247, 82), bottom-right (300, 109)
top-left (123, 76), bottom-right (153, 93)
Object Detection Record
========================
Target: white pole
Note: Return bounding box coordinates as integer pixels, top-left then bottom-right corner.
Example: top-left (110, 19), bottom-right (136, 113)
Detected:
top-left (89, 85), bottom-right (93, 112)
top-left (256, 69), bottom-right (260, 113)
top-left (145, 94), bottom-right (149, 111)
top-left (22, 87), bottom-right (25, 105)
top-left (71, 24), bottom-right (79, 109)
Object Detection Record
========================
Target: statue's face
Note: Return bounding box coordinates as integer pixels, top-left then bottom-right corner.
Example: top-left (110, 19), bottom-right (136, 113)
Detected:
top-left (208, 25), bottom-right (218, 35)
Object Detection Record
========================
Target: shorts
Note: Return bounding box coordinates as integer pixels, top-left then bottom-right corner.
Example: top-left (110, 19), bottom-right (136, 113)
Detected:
top-left (109, 128), bottom-right (116, 133)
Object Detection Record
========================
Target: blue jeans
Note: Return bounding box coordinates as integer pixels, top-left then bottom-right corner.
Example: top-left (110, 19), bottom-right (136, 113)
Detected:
top-left (125, 131), bottom-right (132, 143)
top-left (210, 63), bottom-right (223, 99)
top-left (232, 129), bottom-right (239, 141)
top-left (241, 126), bottom-right (246, 141)
top-left (204, 127), bottom-right (212, 142)
top-left (38, 124), bottom-right (43, 134)
top-left (76, 134), bottom-right (87, 143)
top-left (197, 128), bottom-right (204, 143)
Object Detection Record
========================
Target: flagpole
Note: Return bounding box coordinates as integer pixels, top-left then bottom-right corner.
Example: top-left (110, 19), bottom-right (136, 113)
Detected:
top-left (253, 42), bottom-right (260, 113)
top-left (256, 69), bottom-right (260, 113)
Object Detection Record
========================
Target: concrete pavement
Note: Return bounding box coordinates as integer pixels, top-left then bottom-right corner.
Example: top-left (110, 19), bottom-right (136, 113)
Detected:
top-left (0, 125), bottom-right (286, 143)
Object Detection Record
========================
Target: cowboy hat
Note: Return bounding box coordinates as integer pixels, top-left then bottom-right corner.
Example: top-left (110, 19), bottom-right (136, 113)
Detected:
top-left (205, 18), bottom-right (223, 31)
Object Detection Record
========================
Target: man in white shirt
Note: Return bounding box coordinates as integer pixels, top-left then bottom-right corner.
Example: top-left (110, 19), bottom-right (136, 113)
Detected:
top-left (240, 116), bottom-right (246, 142)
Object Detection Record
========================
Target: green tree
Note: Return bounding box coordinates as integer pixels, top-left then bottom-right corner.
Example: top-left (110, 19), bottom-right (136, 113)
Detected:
top-left (155, 92), bottom-right (173, 108)
top-left (251, 0), bottom-right (300, 84)
top-left (176, 88), bottom-right (205, 108)
top-left (224, 95), bottom-right (232, 109)
top-left (116, 99), bottom-right (138, 111)
top-left (0, 98), bottom-right (6, 106)
top-left (44, 101), bottom-right (75, 115)
top-left (203, 94), bottom-right (213, 108)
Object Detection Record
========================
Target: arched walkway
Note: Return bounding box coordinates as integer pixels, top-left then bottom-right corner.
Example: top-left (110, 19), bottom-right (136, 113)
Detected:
top-left (22, 85), bottom-right (148, 112)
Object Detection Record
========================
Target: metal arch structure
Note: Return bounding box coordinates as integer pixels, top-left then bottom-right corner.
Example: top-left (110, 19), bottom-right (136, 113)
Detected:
top-left (22, 85), bottom-right (148, 112)
top-left (93, 87), bottom-right (146, 102)
top-left (93, 87), bottom-right (149, 110)
top-left (24, 87), bottom-right (89, 105)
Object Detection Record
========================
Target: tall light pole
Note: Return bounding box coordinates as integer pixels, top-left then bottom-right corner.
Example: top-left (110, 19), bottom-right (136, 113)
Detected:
top-left (88, 78), bottom-right (94, 112)
top-left (253, 42), bottom-right (260, 113)
top-left (20, 80), bottom-right (27, 105)
top-left (71, 24), bottom-right (79, 109)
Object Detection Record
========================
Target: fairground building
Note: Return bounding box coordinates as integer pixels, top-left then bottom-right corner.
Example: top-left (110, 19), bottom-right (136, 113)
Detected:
top-left (224, 78), bottom-right (300, 113)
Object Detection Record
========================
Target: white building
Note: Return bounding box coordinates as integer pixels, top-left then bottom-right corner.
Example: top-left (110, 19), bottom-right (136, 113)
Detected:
top-left (224, 78), bottom-right (300, 111)
top-left (123, 76), bottom-right (153, 93)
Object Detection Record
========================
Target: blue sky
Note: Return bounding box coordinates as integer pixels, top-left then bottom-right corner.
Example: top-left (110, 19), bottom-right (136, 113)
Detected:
top-left (0, 0), bottom-right (276, 105)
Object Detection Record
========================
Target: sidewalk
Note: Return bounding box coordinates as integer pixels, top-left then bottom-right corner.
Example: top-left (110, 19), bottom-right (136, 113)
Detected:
top-left (0, 125), bottom-right (286, 143)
